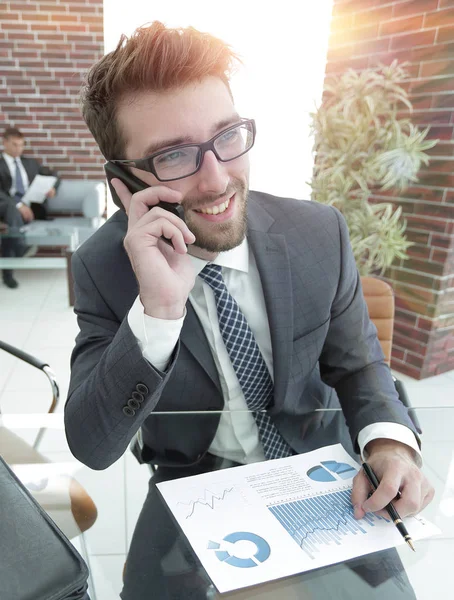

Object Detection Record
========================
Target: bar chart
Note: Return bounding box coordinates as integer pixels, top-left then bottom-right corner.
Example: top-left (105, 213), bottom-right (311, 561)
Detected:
top-left (268, 488), bottom-right (388, 559)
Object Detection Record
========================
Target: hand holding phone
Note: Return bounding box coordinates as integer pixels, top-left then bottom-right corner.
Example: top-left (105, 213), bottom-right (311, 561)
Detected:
top-left (105, 161), bottom-right (185, 244)
top-left (105, 162), bottom-right (196, 319)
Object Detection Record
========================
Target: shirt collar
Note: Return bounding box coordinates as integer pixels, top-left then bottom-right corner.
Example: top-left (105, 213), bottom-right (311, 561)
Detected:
top-left (2, 152), bottom-right (16, 167)
top-left (189, 237), bottom-right (249, 276)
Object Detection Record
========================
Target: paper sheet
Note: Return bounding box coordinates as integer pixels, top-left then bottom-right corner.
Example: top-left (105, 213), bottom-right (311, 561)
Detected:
top-left (157, 443), bottom-right (441, 594)
top-left (22, 174), bottom-right (57, 204)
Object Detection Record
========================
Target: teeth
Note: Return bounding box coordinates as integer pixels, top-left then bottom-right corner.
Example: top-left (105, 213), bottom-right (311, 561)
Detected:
top-left (198, 197), bottom-right (230, 215)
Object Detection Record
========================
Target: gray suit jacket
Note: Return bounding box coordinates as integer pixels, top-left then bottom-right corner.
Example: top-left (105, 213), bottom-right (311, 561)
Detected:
top-left (65, 191), bottom-right (418, 470)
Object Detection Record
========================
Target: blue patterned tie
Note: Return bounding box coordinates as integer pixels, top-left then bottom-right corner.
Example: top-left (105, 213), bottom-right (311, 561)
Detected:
top-left (199, 263), bottom-right (293, 460)
top-left (14, 158), bottom-right (25, 201)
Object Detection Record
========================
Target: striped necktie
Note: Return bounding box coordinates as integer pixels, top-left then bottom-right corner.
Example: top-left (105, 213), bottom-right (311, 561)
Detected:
top-left (199, 263), bottom-right (293, 460)
top-left (14, 158), bottom-right (25, 201)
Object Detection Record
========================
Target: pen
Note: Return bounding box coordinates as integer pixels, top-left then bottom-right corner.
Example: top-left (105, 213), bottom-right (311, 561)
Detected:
top-left (362, 462), bottom-right (415, 552)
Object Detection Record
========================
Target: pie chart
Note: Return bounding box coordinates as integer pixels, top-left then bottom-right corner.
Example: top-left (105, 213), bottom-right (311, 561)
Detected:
top-left (307, 460), bottom-right (357, 482)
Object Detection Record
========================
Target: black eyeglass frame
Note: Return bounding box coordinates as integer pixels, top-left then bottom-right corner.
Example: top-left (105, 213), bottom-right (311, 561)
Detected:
top-left (110, 118), bottom-right (256, 182)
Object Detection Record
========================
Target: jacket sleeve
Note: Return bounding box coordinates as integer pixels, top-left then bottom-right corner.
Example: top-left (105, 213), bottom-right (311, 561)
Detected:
top-left (319, 207), bottom-right (420, 453)
top-left (0, 167), bottom-right (13, 204)
top-left (64, 251), bottom-right (179, 470)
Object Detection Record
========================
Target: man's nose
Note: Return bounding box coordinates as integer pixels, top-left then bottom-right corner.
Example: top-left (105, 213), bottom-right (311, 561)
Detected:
top-left (196, 150), bottom-right (229, 195)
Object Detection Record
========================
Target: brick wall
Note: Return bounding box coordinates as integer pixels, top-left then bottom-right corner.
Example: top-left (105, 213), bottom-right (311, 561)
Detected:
top-left (0, 0), bottom-right (105, 179)
top-left (327, 0), bottom-right (454, 379)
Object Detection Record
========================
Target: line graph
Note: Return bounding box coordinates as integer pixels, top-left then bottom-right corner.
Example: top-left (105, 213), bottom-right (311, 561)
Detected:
top-left (268, 489), bottom-right (388, 559)
top-left (177, 487), bottom-right (234, 519)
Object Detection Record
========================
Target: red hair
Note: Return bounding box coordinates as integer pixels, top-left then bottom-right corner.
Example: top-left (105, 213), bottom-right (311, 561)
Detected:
top-left (81, 22), bottom-right (240, 159)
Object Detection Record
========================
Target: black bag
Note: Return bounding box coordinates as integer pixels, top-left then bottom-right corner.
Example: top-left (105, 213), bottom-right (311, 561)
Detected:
top-left (0, 454), bottom-right (90, 600)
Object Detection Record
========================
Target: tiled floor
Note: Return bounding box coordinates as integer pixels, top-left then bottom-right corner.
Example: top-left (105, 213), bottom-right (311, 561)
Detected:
top-left (1, 269), bottom-right (453, 599)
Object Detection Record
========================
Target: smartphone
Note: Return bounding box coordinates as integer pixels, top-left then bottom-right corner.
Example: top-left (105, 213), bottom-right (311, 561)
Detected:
top-left (104, 161), bottom-right (185, 247)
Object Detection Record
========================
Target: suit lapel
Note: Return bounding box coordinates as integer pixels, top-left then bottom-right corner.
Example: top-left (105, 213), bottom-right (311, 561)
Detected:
top-left (21, 157), bottom-right (37, 184)
top-left (247, 207), bottom-right (293, 413)
top-left (0, 157), bottom-right (37, 191)
top-left (180, 304), bottom-right (221, 392)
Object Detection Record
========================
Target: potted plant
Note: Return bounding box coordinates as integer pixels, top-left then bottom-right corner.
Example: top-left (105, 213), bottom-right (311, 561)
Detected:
top-left (309, 60), bottom-right (437, 276)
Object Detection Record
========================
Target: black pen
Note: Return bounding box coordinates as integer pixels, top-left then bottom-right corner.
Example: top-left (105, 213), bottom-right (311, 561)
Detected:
top-left (362, 462), bottom-right (415, 552)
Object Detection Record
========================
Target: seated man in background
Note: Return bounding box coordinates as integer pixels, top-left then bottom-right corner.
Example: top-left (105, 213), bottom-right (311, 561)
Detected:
top-left (0, 126), bottom-right (60, 289)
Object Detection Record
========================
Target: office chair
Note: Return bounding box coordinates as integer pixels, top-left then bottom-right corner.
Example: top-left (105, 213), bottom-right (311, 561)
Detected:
top-left (361, 277), bottom-right (422, 434)
top-left (0, 339), bottom-right (59, 447)
top-left (0, 340), bottom-right (98, 598)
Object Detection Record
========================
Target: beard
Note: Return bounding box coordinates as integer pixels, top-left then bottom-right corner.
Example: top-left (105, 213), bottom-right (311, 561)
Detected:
top-left (183, 177), bottom-right (249, 253)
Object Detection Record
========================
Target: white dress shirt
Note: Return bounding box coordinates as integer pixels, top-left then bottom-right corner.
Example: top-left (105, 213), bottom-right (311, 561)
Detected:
top-left (128, 238), bottom-right (421, 465)
top-left (2, 152), bottom-right (29, 201)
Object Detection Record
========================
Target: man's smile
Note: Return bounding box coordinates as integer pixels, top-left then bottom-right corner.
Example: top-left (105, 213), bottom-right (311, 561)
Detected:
top-left (191, 193), bottom-right (236, 221)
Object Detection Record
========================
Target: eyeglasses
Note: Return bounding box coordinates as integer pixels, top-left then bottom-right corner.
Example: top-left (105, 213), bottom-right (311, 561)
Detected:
top-left (111, 118), bottom-right (256, 182)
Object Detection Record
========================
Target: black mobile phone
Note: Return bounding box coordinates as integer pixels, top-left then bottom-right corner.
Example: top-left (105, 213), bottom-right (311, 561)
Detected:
top-left (104, 161), bottom-right (185, 247)
top-left (104, 161), bottom-right (185, 219)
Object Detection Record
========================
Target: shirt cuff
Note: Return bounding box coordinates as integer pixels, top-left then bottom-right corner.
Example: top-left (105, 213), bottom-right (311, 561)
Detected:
top-left (357, 422), bottom-right (422, 468)
top-left (127, 295), bottom-right (185, 372)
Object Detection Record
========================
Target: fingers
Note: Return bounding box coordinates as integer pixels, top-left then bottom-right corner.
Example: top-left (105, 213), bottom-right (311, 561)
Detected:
top-left (351, 469), bottom-right (370, 519)
top-left (138, 209), bottom-right (195, 246)
top-left (362, 469), bottom-right (402, 515)
top-left (390, 479), bottom-right (422, 518)
top-left (111, 178), bottom-right (183, 227)
top-left (124, 210), bottom-right (195, 256)
top-left (422, 486), bottom-right (435, 510)
top-left (392, 477), bottom-right (434, 518)
top-left (20, 206), bottom-right (34, 222)
top-left (131, 203), bottom-right (195, 250)
top-left (113, 177), bottom-right (195, 252)
top-left (145, 217), bottom-right (189, 254)
top-left (357, 466), bottom-right (434, 520)
top-left (110, 178), bottom-right (132, 213)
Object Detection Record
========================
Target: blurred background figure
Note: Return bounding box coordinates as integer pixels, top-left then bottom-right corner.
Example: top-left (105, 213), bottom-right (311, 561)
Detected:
top-left (0, 126), bottom-right (60, 288)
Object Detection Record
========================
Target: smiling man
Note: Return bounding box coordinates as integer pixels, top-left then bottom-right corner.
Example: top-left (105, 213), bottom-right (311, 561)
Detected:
top-left (65, 22), bottom-right (433, 597)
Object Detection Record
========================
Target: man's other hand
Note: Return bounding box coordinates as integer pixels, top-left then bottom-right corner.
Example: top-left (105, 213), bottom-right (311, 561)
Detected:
top-left (18, 204), bottom-right (34, 222)
top-left (46, 188), bottom-right (56, 199)
top-left (351, 439), bottom-right (434, 520)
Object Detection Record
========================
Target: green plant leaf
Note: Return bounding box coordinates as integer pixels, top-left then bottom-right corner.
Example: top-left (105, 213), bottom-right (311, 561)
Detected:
top-left (309, 60), bottom-right (437, 275)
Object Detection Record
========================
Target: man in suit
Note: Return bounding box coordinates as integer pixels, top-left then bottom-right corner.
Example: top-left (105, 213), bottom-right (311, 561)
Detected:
top-left (0, 126), bottom-right (60, 288)
top-left (65, 22), bottom-right (433, 596)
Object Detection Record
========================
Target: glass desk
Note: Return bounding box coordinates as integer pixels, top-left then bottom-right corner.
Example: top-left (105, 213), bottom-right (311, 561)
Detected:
top-left (0, 226), bottom-right (79, 305)
top-left (0, 407), bottom-right (452, 599)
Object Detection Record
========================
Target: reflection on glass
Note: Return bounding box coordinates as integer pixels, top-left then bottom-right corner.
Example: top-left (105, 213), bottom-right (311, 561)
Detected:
top-left (0, 408), bottom-right (452, 599)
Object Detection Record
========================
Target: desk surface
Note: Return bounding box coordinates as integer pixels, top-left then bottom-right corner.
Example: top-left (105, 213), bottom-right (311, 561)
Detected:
top-left (1, 406), bottom-right (452, 600)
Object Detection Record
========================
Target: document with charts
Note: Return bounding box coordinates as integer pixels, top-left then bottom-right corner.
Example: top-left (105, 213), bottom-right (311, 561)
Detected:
top-left (157, 443), bottom-right (440, 594)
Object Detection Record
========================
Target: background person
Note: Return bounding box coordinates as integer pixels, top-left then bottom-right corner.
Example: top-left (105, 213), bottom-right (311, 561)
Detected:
top-left (0, 126), bottom-right (60, 288)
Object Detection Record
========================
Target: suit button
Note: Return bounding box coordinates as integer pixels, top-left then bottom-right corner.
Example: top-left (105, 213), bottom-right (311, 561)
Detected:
top-left (128, 398), bottom-right (141, 410)
top-left (136, 383), bottom-right (148, 395)
top-left (122, 406), bottom-right (136, 417)
top-left (131, 391), bottom-right (144, 403)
